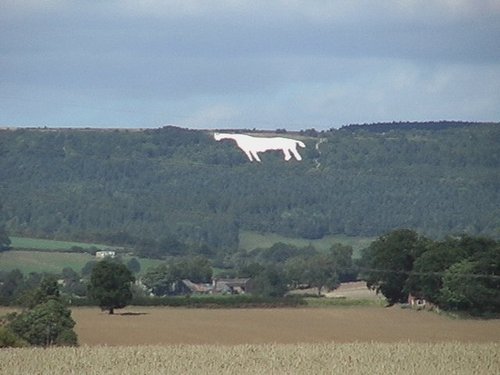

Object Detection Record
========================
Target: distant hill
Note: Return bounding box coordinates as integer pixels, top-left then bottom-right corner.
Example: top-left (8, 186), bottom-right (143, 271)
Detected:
top-left (0, 121), bottom-right (498, 249)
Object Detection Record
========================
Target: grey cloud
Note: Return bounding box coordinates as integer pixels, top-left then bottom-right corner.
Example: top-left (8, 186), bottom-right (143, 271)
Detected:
top-left (1, 1), bottom-right (499, 128)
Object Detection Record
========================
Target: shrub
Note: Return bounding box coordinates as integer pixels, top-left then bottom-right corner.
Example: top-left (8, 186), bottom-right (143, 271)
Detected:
top-left (0, 326), bottom-right (28, 348)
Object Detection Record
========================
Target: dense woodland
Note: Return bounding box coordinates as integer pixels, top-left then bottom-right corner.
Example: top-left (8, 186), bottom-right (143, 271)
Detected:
top-left (0, 122), bottom-right (499, 252)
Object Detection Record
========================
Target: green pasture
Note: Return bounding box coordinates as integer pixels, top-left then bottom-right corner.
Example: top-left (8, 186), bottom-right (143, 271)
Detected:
top-left (0, 250), bottom-right (163, 275)
top-left (239, 231), bottom-right (373, 258)
top-left (0, 250), bottom-right (95, 274)
top-left (10, 236), bottom-right (117, 251)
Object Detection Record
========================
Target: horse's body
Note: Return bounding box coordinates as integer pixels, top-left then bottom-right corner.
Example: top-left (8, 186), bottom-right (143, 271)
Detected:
top-left (214, 133), bottom-right (305, 162)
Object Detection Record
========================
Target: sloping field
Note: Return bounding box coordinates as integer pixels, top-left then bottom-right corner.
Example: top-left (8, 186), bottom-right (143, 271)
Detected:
top-left (1, 342), bottom-right (498, 375)
top-left (239, 231), bottom-right (373, 257)
top-left (71, 306), bottom-right (500, 346)
top-left (0, 250), bottom-right (95, 274)
top-left (10, 236), bottom-right (114, 251)
top-left (0, 250), bottom-right (163, 274)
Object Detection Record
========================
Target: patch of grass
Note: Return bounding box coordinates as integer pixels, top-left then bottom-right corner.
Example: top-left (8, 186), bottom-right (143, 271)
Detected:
top-left (10, 237), bottom-right (117, 252)
top-left (0, 250), bottom-right (163, 275)
top-left (239, 230), bottom-right (373, 258)
top-left (303, 297), bottom-right (383, 307)
top-left (0, 251), bottom-right (95, 274)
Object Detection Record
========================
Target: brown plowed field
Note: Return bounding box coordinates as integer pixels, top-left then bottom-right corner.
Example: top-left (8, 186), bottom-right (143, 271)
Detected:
top-left (70, 306), bottom-right (500, 346)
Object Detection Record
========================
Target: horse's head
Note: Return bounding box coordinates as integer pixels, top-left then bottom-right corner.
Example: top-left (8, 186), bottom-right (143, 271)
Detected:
top-left (213, 132), bottom-right (225, 141)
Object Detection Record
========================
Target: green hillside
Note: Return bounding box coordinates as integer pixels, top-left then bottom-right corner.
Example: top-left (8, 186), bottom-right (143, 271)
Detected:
top-left (0, 122), bottom-right (499, 251)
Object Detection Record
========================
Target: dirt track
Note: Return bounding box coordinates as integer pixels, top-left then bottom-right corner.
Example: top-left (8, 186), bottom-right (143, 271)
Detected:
top-left (71, 306), bottom-right (500, 346)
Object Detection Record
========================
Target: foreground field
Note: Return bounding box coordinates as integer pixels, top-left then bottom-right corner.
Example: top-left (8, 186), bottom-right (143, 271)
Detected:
top-left (69, 306), bottom-right (500, 346)
top-left (1, 342), bottom-right (498, 374)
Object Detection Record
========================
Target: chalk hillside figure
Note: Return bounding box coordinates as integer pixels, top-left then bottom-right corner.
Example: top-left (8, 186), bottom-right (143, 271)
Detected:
top-left (214, 132), bottom-right (306, 162)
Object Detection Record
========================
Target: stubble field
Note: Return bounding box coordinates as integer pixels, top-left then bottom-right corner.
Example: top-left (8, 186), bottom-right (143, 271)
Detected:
top-left (1, 306), bottom-right (499, 374)
top-left (71, 306), bottom-right (500, 345)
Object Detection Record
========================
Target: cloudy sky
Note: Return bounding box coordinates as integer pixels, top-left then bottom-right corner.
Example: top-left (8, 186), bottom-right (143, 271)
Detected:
top-left (1, 1), bottom-right (499, 130)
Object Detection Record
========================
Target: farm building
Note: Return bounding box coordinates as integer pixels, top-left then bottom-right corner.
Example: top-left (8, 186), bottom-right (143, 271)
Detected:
top-left (212, 278), bottom-right (253, 294)
top-left (95, 250), bottom-right (116, 259)
top-left (174, 280), bottom-right (211, 295)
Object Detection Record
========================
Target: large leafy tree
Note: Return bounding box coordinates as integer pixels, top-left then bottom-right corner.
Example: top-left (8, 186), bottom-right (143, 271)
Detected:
top-left (251, 266), bottom-right (288, 297)
top-left (284, 248), bottom-right (344, 295)
top-left (440, 245), bottom-right (500, 314)
top-left (7, 276), bottom-right (77, 347)
top-left (362, 229), bottom-right (428, 305)
top-left (87, 259), bottom-right (135, 314)
top-left (406, 235), bottom-right (498, 306)
top-left (8, 299), bottom-right (77, 346)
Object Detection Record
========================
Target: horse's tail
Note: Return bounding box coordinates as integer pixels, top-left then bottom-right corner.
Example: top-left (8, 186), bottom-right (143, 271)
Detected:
top-left (297, 140), bottom-right (306, 148)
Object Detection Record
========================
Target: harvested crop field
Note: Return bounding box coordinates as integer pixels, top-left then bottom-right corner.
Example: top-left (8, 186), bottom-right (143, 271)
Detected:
top-left (70, 306), bottom-right (500, 346)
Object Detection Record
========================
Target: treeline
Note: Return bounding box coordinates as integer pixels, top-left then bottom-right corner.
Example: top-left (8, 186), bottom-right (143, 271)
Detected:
top-left (362, 230), bottom-right (500, 315)
top-left (2, 231), bottom-right (498, 315)
top-left (0, 122), bottom-right (498, 250)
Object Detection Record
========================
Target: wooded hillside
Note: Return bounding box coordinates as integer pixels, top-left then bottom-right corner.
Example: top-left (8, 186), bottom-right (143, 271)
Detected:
top-left (0, 122), bottom-right (498, 249)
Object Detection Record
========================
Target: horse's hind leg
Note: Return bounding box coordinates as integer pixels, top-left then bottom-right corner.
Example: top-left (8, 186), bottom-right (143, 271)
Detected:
top-left (251, 150), bottom-right (262, 162)
top-left (290, 147), bottom-right (302, 161)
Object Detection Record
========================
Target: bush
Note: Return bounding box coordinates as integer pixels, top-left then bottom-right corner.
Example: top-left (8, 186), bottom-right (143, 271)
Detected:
top-left (8, 299), bottom-right (77, 347)
top-left (0, 326), bottom-right (28, 348)
top-left (55, 329), bottom-right (78, 346)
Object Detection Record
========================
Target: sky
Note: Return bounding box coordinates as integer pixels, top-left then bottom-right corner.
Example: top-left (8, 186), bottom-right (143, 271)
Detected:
top-left (1, 1), bottom-right (500, 130)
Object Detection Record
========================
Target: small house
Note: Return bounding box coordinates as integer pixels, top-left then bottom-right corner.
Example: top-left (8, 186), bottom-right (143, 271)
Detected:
top-left (212, 278), bottom-right (253, 294)
top-left (95, 250), bottom-right (116, 259)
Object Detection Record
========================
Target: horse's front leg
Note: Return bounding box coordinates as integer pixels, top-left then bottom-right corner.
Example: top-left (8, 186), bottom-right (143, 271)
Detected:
top-left (282, 148), bottom-right (292, 161)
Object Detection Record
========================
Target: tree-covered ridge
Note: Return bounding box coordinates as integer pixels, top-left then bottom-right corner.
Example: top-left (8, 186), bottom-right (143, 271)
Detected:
top-left (0, 122), bottom-right (498, 249)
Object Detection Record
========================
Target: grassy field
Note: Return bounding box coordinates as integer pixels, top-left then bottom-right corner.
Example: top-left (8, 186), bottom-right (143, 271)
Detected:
top-left (0, 250), bottom-right (163, 274)
top-left (239, 231), bottom-right (373, 258)
top-left (0, 250), bottom-right (95, 274)
top-left (1, 342), bottom-right (498, 374)
top-left (10, 236), bottom-right (118, 251)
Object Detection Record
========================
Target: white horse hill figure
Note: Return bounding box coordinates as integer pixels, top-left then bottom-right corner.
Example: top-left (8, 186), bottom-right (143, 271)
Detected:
top-left (214, 132), bottom-right (306, 162)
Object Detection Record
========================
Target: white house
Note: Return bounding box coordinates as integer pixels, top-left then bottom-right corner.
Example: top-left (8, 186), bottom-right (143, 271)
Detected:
top-left (95, 250), bottom-right (116, 259)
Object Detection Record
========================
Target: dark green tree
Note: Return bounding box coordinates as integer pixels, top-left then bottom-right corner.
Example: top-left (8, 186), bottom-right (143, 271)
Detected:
top-left (406, 238), bottom-right (468, 303)
top-left (142, 264), bottom-right (172, 296)
top-left (329, 243), bottom-right (355, 282)
top-left (60, 268), bottom-right (86, 297)
top-left (20, 275), bottom-right (60, 309)
top-left (7, 278), bottom-right (77, 347)
top-left (126, 257), bottom-right (141, 274)
top-left (87, 259), bottom-right (135, 314)
top-left (362, 229), bottom-right (428, 305)
top-left (8, 299), bottom-right (77, 346)
top-left (251, 266), bottom-right (288, 297)
top-left (439, 245), bottom-right (500, 314)
top-left (0, 327), bottom-right (28, 348)
top-left (81, 261), bottom-right (97, 277)
top-left (303, 253), bottom-right (340, 296)
top-left (0, 269), bottom-right (24, 304)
